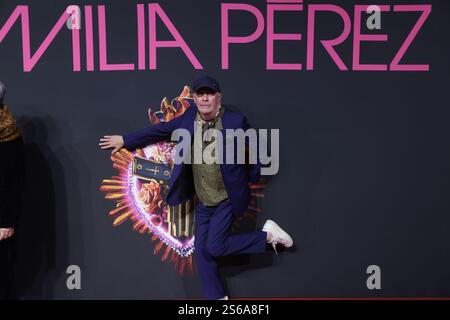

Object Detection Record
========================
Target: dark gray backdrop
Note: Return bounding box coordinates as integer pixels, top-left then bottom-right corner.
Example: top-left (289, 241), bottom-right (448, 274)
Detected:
top-left (0, 0), bottom-right (449, 299)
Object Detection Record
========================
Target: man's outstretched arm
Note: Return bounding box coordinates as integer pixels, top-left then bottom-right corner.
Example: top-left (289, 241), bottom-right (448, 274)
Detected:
top-left (99, 113), bottom-right (185, 154)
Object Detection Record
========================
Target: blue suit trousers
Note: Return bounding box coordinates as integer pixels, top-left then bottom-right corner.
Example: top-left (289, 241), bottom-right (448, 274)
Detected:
top-left (194, 200), bottom-right (267, 299)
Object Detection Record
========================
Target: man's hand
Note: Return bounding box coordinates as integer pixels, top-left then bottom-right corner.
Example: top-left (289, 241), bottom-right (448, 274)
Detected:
top-left (99, 135), bottom-right (124, 154)
top-left (0, 228), bottom-right (14, 241)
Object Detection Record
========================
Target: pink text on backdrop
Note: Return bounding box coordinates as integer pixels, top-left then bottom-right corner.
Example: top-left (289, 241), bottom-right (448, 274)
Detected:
top-left (0, 1), bottom-right (431, 72)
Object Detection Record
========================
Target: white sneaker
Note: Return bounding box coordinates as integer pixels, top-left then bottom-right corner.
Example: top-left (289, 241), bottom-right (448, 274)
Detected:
top-left (262, 220), bottom-right (293, 254)
top-left (219, 296), bottom-right (229, 300)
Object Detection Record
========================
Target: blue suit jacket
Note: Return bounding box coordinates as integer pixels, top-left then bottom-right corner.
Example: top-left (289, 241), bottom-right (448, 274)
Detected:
top-left (123, 105), bottom-right (261, 217)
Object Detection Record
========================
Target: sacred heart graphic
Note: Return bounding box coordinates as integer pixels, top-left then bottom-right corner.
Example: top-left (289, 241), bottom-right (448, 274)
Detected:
top-left (100, 86), bottom-right (266, 275)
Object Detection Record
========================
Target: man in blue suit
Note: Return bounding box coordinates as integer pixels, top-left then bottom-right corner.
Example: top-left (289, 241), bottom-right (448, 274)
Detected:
top-left (100, 76), bottom-right (293, 300)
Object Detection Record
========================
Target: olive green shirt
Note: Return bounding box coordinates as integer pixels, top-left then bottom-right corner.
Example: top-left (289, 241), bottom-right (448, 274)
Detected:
top-left (192, 107), bottom-right (228, 206)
